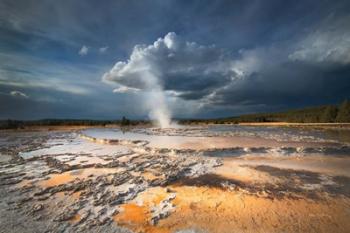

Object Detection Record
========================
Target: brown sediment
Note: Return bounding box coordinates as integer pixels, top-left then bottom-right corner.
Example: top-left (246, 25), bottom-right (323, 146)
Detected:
top-left (185, 187), bottom-right (348, 233)
top-left (69, 214), bottom-right (81, 223)
top-left (72, 191), bottom-right (81, 199)
top-left (113, 187), bottom-right (171, 233)
top-left (168, 186), bottom-right (350, 233)
top-left (53, 190), bottom-right (81, 200)
top-left (114, 203), bottom-right (149, 225)
top-left (42, 172), bottom-right (74, 187)
top-left (39, 168), bottom-right (120, 187)
top-left (113, 185), bottom-right (350, 233)
top-left (138, 187), bottom-right (169, 206)
top-left (16, 179), bottom-right (33, 188)
top-left (141, 171), bottom-right (161, 182)
top-left (54, 191), bottom-right (65, 198)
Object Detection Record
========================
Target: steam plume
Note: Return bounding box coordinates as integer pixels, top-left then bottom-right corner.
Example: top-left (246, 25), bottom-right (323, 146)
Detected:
top-left (103, 32), bottom-right (232, 128)
top-left (139, 69), bottom-right (172, 128)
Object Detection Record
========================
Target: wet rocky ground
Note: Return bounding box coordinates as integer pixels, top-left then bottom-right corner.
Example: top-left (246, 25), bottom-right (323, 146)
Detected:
top-left (0, 127), bottom-right (350, 233)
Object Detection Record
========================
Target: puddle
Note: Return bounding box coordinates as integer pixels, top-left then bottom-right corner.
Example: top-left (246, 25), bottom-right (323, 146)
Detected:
top-left (69, 214), bottom-right (81, 223)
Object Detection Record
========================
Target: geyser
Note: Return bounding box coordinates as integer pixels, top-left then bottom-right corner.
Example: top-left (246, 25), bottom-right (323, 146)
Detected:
top-left (104, 32), bottom-right (225, 128)
top-left (141, 70), bottom-right (172, 128)
top-left (103, 60), bottom-right (173, 128)
top-left (147, 90), bottom-right (171, 128)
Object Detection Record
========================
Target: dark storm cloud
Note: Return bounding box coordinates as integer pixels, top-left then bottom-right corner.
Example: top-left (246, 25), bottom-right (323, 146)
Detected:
top-left (205, 9), bottom-right (350, 111)
top-left (103, 9), bottom-right (350, 113)
top-left (209, 62), bottom-right (350, 108)
top-left (1, 0), bottom-right (350, 119)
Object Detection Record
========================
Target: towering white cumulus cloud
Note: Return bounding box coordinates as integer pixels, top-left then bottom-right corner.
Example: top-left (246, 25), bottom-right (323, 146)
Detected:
top-left (103, 32), bottom-right (235, 127)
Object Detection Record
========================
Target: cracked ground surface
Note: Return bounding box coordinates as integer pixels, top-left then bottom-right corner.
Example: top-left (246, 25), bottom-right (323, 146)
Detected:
top-left (0, 126), bottom-right (350, 233)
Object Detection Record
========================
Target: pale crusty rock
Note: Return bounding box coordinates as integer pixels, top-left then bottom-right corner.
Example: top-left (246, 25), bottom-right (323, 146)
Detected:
top-left (150, 193), bottom-right (177, 225)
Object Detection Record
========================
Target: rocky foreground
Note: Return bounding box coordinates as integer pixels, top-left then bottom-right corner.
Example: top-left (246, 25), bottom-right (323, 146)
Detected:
top-left (0, 128), bottom-right (350, 233)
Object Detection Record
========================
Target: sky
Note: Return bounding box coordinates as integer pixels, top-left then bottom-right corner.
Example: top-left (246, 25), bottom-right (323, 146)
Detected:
top-left (0, 0), bottom-right (350, 120)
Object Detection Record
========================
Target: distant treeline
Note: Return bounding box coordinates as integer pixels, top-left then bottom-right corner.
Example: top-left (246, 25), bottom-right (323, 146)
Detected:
top-left (1, 100), bottom-right (350, 129)
top-left (180, 100), bottom-right (350, 124)
top-left (0, 117), bottom-right (148, 130)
